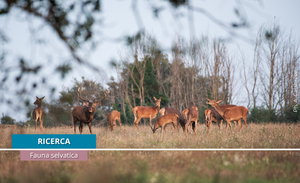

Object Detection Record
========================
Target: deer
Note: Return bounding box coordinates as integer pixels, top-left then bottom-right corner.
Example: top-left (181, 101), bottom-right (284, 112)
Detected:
top-left (204, 104), bottom-right (237, 130)
top-left (107, 110), bottom-right (122, 131)
top-left (32, 96), bottom-right (45, 132)
top-left (206, 99), bottom-right (249, 131)
top-left (159, 107), bottom-right (186, 132)
top-left (72, 88), bottom-right (109, 134)
top-left (150, 113), bottom-right (179, 138)
top-left (183, 106), bottom-right (199, 137)
top-left (132, 97), bottom-right (161, 129)
top-left (182, 106), bottom-right (198, 119)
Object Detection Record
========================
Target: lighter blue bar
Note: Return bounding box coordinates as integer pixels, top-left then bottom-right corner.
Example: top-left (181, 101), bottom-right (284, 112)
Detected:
top-left (12, 134), bottom-right (96, 149)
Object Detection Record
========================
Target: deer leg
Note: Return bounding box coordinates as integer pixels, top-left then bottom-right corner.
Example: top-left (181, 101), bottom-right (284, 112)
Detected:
top-left (73, 117), bottom-right (77, 134)
top-left (40, 119), bottom-right (43, 132)
top-left (149, 116), bottom-right (153, 126)
top-left (161, 125), bottom-right (164, 140)
top-left (79, 122), bottom-right (83, 134)
top-left (134, 117), bottom-right (142, 129)
top-left (118, 118), bottom-right (122, 129)
top-left (243, 116), bottom-right (248, 128)
top-left (226, 120), bottom-right (231, 130)
top-left (34, 118), bottom-right (38, 132)
top-left (88, 122), bottom-right (92, 134)
top-left (217, 119), bottom-right (222, 129)
top-left (112, 122), bottom-right (115, 131)
top-left (191, 121), bottom-right (197, 133)
top-left (185, 120), bottom-right (190, 137)
top-left (238, 119), bottom-right (242, 131)
top-left (173, 121), bottom-right (179, 134)
top-left (192, 121), bottom-right (197, 133)
top-left (228, 121), bottom-right (232, 131)
top-left (233, 121), bottom-right (237, 129)
top-left (220, 119), bottom-right (223, 130)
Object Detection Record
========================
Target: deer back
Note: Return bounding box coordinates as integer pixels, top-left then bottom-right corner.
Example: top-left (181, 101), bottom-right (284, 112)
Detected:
top-left (108, 110), bottom-right (120, 122)
top-left (135, 106), bottom-right (159, 118)
top-left (223, 106), bottom-right (249, 120)
top-left (187, 108), bottom-right (198, 122)
top-left (155, 113), bottom-right (178, 127)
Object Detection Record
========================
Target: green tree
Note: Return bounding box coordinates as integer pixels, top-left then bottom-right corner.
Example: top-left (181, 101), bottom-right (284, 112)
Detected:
top-left (1, 113), bottom-right (16, 124)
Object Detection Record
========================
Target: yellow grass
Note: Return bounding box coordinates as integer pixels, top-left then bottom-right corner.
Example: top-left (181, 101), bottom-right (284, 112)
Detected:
top-left (1, 123), bottom-right (300, 148)
top-left (0, 151), bottom-right (300, 183)
top-left (1, 123), bottom-right (300, 182)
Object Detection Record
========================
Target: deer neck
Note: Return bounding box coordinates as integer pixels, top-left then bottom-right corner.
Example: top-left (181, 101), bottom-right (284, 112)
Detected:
top-left (212, 105), bottom-right (224, 117)
top-left (36, 101), bottom-right (42, 108)
top-left (85, 108), bottom-right (94, 121)
top-left (155, 106), bottom-right (160, 115)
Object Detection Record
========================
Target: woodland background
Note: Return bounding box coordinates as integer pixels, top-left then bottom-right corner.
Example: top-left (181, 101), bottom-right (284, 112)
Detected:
top-left (2, 23), bottom-right (299, 126)
top-left (0, 1), bottom-right (299, 126)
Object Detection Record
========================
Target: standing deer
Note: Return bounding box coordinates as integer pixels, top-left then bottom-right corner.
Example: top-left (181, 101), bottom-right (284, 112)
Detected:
top-left (183, 106), bottom-right (199, 137)
top-left (72, 88), bottom-right (109, 134)
top-left (159, 107), bottom-right (186, 132)
top-left (32, 96), bottom-right (45, 132)
top-left (107, 110), bottom-right (122, 131)
top-left (150, 113), bottom-right (179, 138)
top-left (132, 97), bottom-right (161, 129)
top-left (204, 105), bottom-right (237, 130)
top-left (206, 99), bottom-right (249, 131)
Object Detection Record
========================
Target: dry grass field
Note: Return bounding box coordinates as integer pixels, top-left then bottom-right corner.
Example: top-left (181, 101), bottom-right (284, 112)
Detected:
top-left (0, 151), bottom-right (300, 183)
top-left (1, 123), bottom-right (300, 183)
top-left (1, 123), bottom-right (300, 148)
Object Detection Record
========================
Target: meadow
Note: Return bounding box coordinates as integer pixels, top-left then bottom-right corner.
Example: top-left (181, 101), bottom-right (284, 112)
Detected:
top-left (1, 123), bottom-right (300, 183)
top-left (1, 123), bottom-right (300, 148)
top-left (0, 150), bottom-right (300, 182)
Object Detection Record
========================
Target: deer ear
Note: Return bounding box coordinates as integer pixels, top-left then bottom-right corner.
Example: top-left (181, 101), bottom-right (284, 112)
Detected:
top-left (83, 102), bottom-right (89, 106)
top-left (41, 96), bottom-right (45, 100)
top-left (153, 97), bottom-right (157, 100)
top-left (36, 96), bottom-right (38, 99)
top-left (94, 102), bottom-right (100, 106)
top-left (217, 100), bottom-right (222, 104)
top-left (207, 98), bottom-right (211, 101)
top-left (159, 97), bottom-right (161, 100)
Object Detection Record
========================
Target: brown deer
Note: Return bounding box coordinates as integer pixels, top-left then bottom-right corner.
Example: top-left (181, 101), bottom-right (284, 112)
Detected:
top-left (132, 97), bottom-right (161, 129)
top-left (150, 113), bottom-right (179, 137)
top-left (204, 105), bottom-right (237, 130)
top-left (183, 106), bottom-right (199, 137)
top-left (182, 109), bottom-right (189, 120)
top-left (72, 88), bottom-right (109, 134)
top-left (159, 107), bottom-right (186, 132)
top-left (182, 106), bottom-right (198, 119)
top-left (32, 96), bottom-right (45, 132)
top-left (107, 110), bottom-right (122, 131)
top-left (206, 99), bottom-right (249, 131)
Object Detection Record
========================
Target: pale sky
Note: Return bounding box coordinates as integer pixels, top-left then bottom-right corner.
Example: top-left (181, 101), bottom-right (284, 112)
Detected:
top-left (0, 0), bottom-right (300, 121)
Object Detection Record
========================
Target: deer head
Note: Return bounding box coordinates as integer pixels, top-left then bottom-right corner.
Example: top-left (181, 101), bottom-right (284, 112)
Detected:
top-left (206, 99), bottom-right (222, 107)
top-left (78, 88), bottom-right (110, 113)
top-left (153, 97), bottom-right (162, 108)
top-left (150, 125), bottom-right (158, 133)
top-left (34, 96), bottom-right (45, 106)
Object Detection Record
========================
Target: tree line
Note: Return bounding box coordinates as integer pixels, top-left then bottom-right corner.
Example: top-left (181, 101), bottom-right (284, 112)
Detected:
top-left (1, 22), bottom-right (299, 126)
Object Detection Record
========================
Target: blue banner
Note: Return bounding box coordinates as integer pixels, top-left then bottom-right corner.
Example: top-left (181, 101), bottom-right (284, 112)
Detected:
top-left (12, 134), bottom-right (96, 149)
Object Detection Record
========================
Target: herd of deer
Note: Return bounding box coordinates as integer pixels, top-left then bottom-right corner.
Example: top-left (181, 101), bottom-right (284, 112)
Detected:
top-left (32, 89), bottom-right (249, 137)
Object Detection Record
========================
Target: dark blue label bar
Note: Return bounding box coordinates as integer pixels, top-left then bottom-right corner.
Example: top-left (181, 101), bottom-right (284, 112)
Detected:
top-left (12, 134), bottom-right (96, 149)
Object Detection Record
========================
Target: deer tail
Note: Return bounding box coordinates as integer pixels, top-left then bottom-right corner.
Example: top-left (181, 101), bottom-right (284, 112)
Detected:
top-left (132, 107), bottom-right (137, 119)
